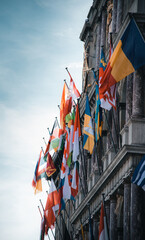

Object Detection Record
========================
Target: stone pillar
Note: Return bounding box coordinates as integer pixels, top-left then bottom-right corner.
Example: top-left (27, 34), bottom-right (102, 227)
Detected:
top-left (96, 22), bottom-right (101, 70)
top-left (112, 0), bottom-right (117, 33)
top-left (123, 182), bottom-right (131, 240)
top-left (112, 108), bottom-right (118, 150)
top-left (93, 217), bottom-right (99, 239)
top-left (126, 73), bottom-right (133, 122)
top-left (110, 196), bottom-right (117, 240)
top-left (105, 200), bottom-right (110, 233)
top-left (116, 0), bottom-right (123, 32)
top-left (130, 183), bottom-right (144, 240)
top-left (132, 70), bottom-right (143, 118)
top-left (100, 8), bottom-right (107, 48)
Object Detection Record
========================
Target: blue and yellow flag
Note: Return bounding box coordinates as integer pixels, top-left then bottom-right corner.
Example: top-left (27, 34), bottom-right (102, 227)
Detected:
top-left (92, 69), bottom-right (103, 141)
top-left (99, 18), bottom-right (145, 96)
top-left (83, 95), bottom-right (94, 154)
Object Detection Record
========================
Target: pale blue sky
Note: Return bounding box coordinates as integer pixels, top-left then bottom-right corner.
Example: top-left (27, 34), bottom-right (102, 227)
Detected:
top-left (0, 0), bottom-right (92, 239)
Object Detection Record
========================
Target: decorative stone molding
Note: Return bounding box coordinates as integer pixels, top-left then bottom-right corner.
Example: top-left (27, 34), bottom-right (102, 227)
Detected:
top-left (127, 117), bottom-right (145, 145)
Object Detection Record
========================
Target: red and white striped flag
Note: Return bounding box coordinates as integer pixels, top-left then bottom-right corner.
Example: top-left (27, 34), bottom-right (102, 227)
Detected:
top-left (66, 68), bottom-right (80, 102)
top-left (98, 202), bottom-right (109, 240)
top-left (71, 103), bottom-right (81, 197)
top-left (44, 179), bottom-right (59, 232)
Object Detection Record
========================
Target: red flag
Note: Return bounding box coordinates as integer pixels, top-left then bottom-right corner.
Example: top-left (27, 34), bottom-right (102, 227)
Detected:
top-left (67, 69), bottom-right (80, 101)
top-left (99, 36), bottom-right (116, 111)
top-left (44, 179), bottom-right (59, 232)
top-left (98, 202), bottom-right (109, 240)
top-left (72, 103), bottom-right (81, 162)
top-left (60, 82), bottom-right (72, 130)
top-left (71, 161), bottom-right (79, 198)
top-left (45, 153), bottom-right (56, 177)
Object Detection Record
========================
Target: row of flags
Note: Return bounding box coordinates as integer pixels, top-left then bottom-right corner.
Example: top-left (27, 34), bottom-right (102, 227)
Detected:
top-left (31, 17), bottom-right (145, 239)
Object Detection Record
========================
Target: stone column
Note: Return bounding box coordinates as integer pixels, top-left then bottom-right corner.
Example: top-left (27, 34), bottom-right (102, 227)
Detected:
top-left (132, 70), bottom-right (143, 118)
top-left (110, 196), bottom-right (117, 240)
top-left (96, 22), bottom-right (101, 70)
top-left (116, 0), bottom-right (123, 32)
top-left (100, 8), bottom-right (107, 48)
top-left (105, 200), bottom-right (110, 233)
top-left (112, 0), bottom-right (117, 33)
top-left (126, 74), bottom-right (133, 122)
top-left (130, 183), bottom-right (144, 239)
top-left (123, 182), bottom-right (131, 240)
top-left (93, 217), bottom-right (99, 239)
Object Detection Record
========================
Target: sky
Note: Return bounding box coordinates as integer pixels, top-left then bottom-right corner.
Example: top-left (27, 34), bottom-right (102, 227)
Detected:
top-left (0, 0), bottom-right (92, 239)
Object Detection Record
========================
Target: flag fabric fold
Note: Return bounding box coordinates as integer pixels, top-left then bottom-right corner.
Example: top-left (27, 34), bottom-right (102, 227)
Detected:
top-left (98, 202), bottom-right (109, 240)
top-left (44, 179), bottom-right (59, 232)
top-left (67, 109), bottom-right (75, 167)
top-left (99, 18), bottom-right (145, 96)
top-left (132, 155), bottom-right (145, 191)
top-left (99, 46), bottom-right (116, 111)
top-left (83, 94), bottom-right (94, 154)
top-left (73, 103), bottom-right (81, 162)
top-left (32, 150), bottom-right (42, 194)
top-left (60, 82), bottom-right (71, 130)
top-left (71, 161), bottom-right (79, 198)
top-left (67, 69), bottom-right (80, 101)
top-left (45, 152), bottom-right (56, 178)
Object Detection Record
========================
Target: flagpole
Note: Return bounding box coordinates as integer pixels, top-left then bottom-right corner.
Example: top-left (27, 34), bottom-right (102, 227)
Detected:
top-left (41, 147), bottom-right (44, 154)
top-left (77, 97), bottom-right (94, 239)
top-left (43, 137), bottom-right (47, 146)
top-left (47, 181), bottom-right (75, 238)
top-left (38, 205), bottom-right (51, 240)
top-left (39, 199), bottom-right (55, 239)
top-left (38, 205), bottom-right (43, 219)
top-left (47, 127), bottom-right (51, 135)
top-left (65, 67), bottom-right (70, 75)
top-left (77, 98), bottom-right (88, 195)
top-left (45, 190), bottom-right (63, 240)
top-left (64, 79), bottom-right (69, 90)
top-left (55, 116), bottom-right (60, 128)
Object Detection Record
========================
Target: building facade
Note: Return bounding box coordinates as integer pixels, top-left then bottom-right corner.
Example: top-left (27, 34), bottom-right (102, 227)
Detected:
top-left (55, 0), bottom-right (145, 239)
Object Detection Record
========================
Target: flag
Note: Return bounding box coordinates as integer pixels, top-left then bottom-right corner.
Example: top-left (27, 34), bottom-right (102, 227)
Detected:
top-left (44, 179), bottom-right (59, 232)
top-left (32, 150), bottom-right (42, 194)
top-left (73, 103), bottom-right (81, 162)
top-left (81, 224), bottom-right (85, 240)
top-left (63, 166), bottom-right (73, 200)
top-left (60, 82), bottom-right (71, 130)
top-left (71, 104), bottom-right (81, 198)
top-left (58, 128), bottom-right (70, 213)
top-left (58, 178), bottom-right (65, 214)
top-left (45, 152), bottom-right (56, 177)
top-left (60, 127), bottom-right (69, 179)
top-left (71, 161), bottom-right (79, 198)
top-left (66, 68), bottom-right (80, 101)
top-left (83, 94), bottom-right (94, 154)
top-left (40, 216), bottom-right (45, 240)
top-left (99, 18), bottom-right (145, 96)
top-left (132, 155), bottom-right (145, 191)
top-left (45, 179), bottom-right (59, 209)
top-left (92, 69), bottom-right (102, 141)
top-left (67, 109), bottom-right (75, 167)
top-left (49, 121), bottom-right (64, 153)
top-left (98, 202), bottom-right (109, 240)
top-left (99, 46), bottom-right (116, 110)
